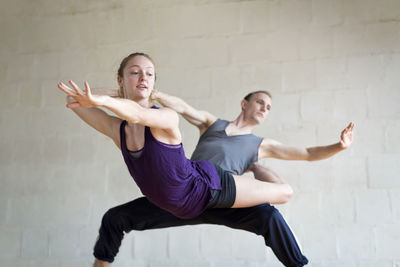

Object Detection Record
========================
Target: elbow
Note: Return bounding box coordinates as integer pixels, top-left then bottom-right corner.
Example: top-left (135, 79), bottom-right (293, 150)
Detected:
top-left (284, 184), bottom-right (294, 203)
top-left (306, 152), bottom-right (316, 162)
top-left (304, 147), bottom-right (318, 161)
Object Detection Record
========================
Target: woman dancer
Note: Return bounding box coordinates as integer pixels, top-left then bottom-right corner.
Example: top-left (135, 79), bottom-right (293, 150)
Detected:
top-left (58, 52), bottom-right (293, 220)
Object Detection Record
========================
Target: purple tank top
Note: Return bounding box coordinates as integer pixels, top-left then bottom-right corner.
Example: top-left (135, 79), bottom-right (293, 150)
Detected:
top-left (120, 120), bottom-right (221, 219)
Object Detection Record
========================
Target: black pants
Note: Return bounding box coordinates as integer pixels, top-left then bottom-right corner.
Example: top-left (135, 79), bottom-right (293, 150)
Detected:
top-left (93, 197), bottom-right (308, 267)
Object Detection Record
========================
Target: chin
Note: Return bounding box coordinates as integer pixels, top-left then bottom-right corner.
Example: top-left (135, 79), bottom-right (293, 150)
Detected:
top-left (135, 91), bottom-right (151, 99)
top-left (250, 117), bottom-right (261, 124)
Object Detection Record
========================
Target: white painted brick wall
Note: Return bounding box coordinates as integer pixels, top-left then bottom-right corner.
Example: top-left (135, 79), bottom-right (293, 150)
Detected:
top-left (133, 229), bottom-right (168, 260)
top-left (319, 191), bottom-right (356, 225)
top-left (375, 224), bottom-right (400, 259)
top-left (231, 230), bottom-right (267, 260)
top-left (21, 228), bottom-right (48, 259)
top-left (301, 92), bottom-right (335, 121)
top-left (336, 224), bottom-right (375, 261)
top-left (200, 226), bottom-right (233, 260)
top-left (368, 155), bottom-right (400, 188)
top-left (0, 226), bottom-right (21, 259)
top-left (169, 226), bottom-right (202, 260)
top-left (282, 61), bottom-right (315, 92)
top-left (386, 120), bottom-right (400, 153)
top-left (1, 0), bottom-right (400, 266)
top-left (301, 221), bottom-right (338, 261)
top-left (355, 190), bottom-right (392, 225)
top-left (389, 189), bottom-right (400, 223)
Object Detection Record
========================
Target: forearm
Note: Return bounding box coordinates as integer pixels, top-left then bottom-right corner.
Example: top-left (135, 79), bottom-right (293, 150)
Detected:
top-left (153, 91), bottom-right (213, 129)
top-left (66, 96), bottom-right (115, 138)
top-left (153, 91), bottom-right (188, 114)
top-left (65, 86), bottom-right (141, 124)
top-left (99, 96), bottom-right (142, 124)
top-left (306, 142), bottom-right (345, 161)
top-left (250, 163), bottom-right (287, 184)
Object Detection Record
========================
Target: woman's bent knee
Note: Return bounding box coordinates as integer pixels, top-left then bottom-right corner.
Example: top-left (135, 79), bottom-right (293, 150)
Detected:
top-left (276, 184), bottom-right (293, 204)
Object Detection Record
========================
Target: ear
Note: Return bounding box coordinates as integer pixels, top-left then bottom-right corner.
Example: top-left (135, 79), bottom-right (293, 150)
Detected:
top-left (240, 99), bottom-right (247, 111)
top-left (117, 76), bottom-right (123, 89)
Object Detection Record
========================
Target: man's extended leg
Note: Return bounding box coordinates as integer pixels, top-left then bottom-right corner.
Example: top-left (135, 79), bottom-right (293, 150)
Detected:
top-left (201, 204), bottom-right (308, 267)
top-left (93, 197), bottom-right (307, 266)
top-left (93, 197), bottom-right (196, 263)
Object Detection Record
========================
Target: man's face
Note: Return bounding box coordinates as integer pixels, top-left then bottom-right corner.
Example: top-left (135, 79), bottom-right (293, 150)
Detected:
top-left (242, 93), bottom-right (272, 124)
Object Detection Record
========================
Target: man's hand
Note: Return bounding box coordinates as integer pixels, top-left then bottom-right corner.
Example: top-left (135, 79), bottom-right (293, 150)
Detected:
top-left (340, 122), bottom-right (355, 149)
top-left (150, 88), bottom-right (160, 102)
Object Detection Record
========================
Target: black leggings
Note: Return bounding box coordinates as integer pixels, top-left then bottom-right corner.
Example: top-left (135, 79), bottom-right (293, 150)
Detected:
top-left (93, 197), bottom-right (308, 267)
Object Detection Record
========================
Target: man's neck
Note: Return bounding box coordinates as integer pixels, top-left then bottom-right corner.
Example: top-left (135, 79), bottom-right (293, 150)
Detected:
top-left (226, 114), bottom-right (257, 136)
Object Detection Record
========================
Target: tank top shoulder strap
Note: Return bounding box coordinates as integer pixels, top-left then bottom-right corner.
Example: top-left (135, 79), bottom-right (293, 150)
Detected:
top-left (144, 125), bottom-right (155, 142)
top-left (143, 105), bottom-right (160, 142)
top-left (120, 104), bottom-right (158, 146)
top-left (210, 119), bottom-right (229, 131)
top-left (254, 135), bottom-right (264, 147)
top-left (199, 118), bottom-right (228, 139)
top-left (119, 120), bottom-right (128, 152)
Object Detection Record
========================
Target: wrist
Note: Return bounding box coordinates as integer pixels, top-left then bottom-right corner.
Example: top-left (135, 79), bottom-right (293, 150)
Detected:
top-left (338, 141), bottom-right (347, 150)
top-left (66, 95), bottom-right (75, 104)
top-left (97, 95), bottom-right (111, 107)
top-left (151, 89), bottom-right (161, 101)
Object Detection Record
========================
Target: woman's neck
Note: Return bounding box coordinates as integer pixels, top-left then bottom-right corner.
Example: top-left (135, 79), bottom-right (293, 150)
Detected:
top-left (133, 97), bottom-right (152, 108)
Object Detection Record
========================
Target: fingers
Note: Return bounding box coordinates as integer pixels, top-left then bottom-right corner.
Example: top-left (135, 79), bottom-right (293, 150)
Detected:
top-left (58, 82), bottom-right (75, 96)
top-left (69, 80), bottom-right (85, 95)
top-left (346, 122), bottom-right (355, 135)
top-left (58, 81), bottom-right (92, 97)
top-left (343, 122), bottom-right (355, 134)
top-left (84, 81), bottom-right (92, 96)
top-left (66, 102), bottom-right (81, 109)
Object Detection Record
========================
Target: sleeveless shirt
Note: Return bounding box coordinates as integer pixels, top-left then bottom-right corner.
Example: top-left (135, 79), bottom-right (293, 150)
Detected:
top-left (120, 120), bottom-right (222, 219)
top-left (191, 119), bottom-right (263, 175)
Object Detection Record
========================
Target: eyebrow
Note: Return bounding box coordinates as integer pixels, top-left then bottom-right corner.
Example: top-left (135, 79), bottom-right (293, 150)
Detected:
top-left (256, 99), bottom-right (272, 107)
top-left (127, 64), bottom-right (154, 69)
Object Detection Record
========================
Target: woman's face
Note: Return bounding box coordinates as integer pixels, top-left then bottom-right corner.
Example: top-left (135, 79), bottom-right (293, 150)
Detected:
top-left (118, 55), bottom-right (155, 101)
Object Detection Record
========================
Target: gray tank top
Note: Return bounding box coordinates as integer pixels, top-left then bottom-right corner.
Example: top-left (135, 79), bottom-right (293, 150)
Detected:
top-left (190, 119), bottom-right (263, 175)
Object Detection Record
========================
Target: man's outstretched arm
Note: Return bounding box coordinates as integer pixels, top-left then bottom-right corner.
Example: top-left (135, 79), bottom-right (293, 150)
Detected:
top-left (151, 90), bottom-right (217, 135)
top-left (90, 88), bottom-right (120, 97)
top-left (259, 122), bottom-right (355, 161)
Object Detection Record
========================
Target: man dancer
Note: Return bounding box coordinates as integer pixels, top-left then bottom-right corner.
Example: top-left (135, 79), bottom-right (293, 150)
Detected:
top-left (93, 89), bottom-right (354, 267)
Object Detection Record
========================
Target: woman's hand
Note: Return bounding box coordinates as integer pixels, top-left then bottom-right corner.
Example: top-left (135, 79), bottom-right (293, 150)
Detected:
top-left (58, 80), bottom-right (106, 108)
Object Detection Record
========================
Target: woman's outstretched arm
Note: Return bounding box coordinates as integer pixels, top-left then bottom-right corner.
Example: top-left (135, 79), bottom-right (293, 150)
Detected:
top-left (58, 82), bottom-right (121, 147)
top-left (58, 81), bottom-right (180, 140)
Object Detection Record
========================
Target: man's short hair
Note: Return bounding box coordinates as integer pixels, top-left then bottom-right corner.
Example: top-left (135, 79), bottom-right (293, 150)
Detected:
top-left (243, 90), bottom-right (272, 101)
